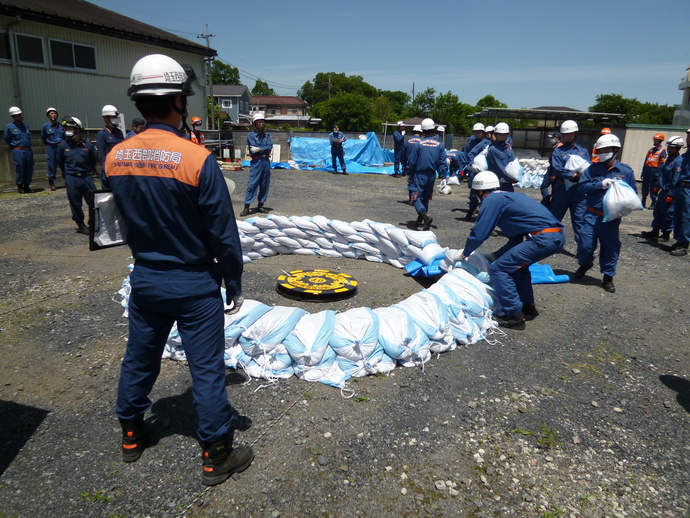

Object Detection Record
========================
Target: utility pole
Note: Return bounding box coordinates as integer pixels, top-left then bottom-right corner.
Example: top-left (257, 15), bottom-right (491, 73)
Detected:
top-left (197, 25), bottom-right (216, 130)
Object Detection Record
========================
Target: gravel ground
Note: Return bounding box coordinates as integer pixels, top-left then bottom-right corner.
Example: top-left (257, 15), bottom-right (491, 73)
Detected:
top-left (0, 168), bottom-right (689, 518)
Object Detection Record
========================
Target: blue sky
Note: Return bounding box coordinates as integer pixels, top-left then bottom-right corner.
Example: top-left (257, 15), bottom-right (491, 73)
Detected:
top-left (90, 0), bottom-right (690, 111)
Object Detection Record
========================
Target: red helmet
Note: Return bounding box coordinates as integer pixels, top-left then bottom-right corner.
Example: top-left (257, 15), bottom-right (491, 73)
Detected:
top-left (191, 116), bottom-right (202, 126)
top-left (600, 127), bottom-right (612, 135)
top-left (653, 132), bottom-right (665, 141)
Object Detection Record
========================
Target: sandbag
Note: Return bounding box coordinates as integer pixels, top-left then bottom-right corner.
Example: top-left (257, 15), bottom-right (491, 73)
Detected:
top-left (603, 179), bottom-right (643, 222)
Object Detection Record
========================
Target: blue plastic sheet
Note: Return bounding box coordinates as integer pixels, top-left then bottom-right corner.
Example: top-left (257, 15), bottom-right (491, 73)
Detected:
top-left (529, 262), bottom-right (570, 284)
top-left (288, 132), bottom-right (395, 175)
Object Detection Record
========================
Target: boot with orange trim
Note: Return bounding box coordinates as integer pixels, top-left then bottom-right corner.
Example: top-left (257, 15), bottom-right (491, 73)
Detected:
top-left (201, 432), bottom-right (254, 486)
top-left (119, 416), bottom-right (146, 463)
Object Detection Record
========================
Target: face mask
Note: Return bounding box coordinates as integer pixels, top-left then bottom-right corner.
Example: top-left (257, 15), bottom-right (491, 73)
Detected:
top-left (598, 152), bottom-right (615, 163)
top-left (110, 117), bottom-right (120, 126)
top-left (549, 138), bottom-right (557, 145)
top-left (65, 129), bottom-right (75, 138)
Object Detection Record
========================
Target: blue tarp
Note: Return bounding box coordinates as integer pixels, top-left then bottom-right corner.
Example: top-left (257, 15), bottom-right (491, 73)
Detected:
top-left (288, 132), bottom-right (395, 174)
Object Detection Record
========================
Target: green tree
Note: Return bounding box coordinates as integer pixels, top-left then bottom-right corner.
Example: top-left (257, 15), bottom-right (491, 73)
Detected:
top-left (252, 79), bottom-right (276, 96)
top-left (311, 93), bottom-right (375, 132)
top-left (298, 72), bottom-right (379, 108)
top-left (379, 90), bottom-right (410, 115)
top-left (475, 95), bottom-right (507, 110)
top-left (590, 93), bottom-right (674, 124)
top-left (406, 87), bottom-right (437, 118)
top-left (210, 59), bottom-right (240, 85)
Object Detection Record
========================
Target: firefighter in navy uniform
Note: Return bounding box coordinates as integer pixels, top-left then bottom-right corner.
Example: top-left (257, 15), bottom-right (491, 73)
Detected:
top-left (57, 116), bottom-right (96, 235)
top-left (240, 111), bottom-right (274, 216)
top-left (407, 118), bottom-right (447, 230)
top-left (106, 54), bottom-right (253, 486)
top-left (41, 107), bottom-right (65, 191)
top-left (97, 104), bottom-right (125, 188)
top-left (329, 124), bottom-right (347, 174)
top-left (4, 106), bottom-right (34, 193)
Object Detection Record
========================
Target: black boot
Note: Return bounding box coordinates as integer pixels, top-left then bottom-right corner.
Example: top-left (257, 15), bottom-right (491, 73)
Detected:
top-left (239, 204), bottom-right (250, 217)
top-left (22, 184), bottom-right (32, 193)
top-left (201, 433), bottom-right (254, 486)
top-left (422, 212), bottom-right (433, 231)
top-left (415, 213), bottom-right (424, 227)
top-left (641, 229), bottom-right (660, 240)
top-left (495, 311), bottom-right (526, 330)
top-left (76, 222), bottom-right (89, 235)
top-left (602, 274), bottom-right (616, 293)
top-left (17, 184), bottom-right (24, 194)
top-left (670, 243), bottom-right (688, 256)
top-left (257, 203), bottom-right (269, 214)
top-left (522, 304), bottom-right (539, 321)
top-left (659, 231), bottom-right (671, 242)
top-left (49, 180), bottom-right (56, 191)
top-left (574, 263), bottom-right (593, 279)
top-left (120, 416), bottom-right (146, 463)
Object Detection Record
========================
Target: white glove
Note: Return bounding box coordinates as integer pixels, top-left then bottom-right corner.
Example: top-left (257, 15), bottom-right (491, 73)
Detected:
top-left (601, 178), bottom-right (614, 189)
top-left (453, 250), bottom-right (467, 262)
top-left (225, 295), bottom-right (245, 315)
top-left (249, 146), bottom-right (261, 154)
top-left (440, 179), bottom-right (448, 188)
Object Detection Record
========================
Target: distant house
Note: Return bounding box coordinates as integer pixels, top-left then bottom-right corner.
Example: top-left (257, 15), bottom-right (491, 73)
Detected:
top-left (250, 95), bottom-right (319, 129)
top-left (0, 0), bottom-right (215, 180)
top-left (207, 85), bottom-right (252, 126)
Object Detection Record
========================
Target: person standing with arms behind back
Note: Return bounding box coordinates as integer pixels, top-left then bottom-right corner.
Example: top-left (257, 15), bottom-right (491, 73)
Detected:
top-left (329, 123), bottom-right (347, 175)
top-left (41, 107), bottom-right (64, 191)
top-left (240, 111), bottom-right (273, 217)
top-left (4, 106), bottom-right (34, 193)
top-left (640, 132), bottom-right (667, 208)
top-left (57, 116), bottom-right (96, 235)
top-left (97, 104), bottom-right (125, 188)
top-left (105, 54), bottom-right (253, 486)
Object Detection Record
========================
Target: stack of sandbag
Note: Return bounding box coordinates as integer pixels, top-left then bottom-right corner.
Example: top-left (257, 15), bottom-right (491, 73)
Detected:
top-left (514, 149), bottom-right (549, 189)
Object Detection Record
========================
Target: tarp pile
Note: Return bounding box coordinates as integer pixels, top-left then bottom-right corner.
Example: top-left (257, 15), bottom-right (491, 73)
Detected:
top-left (117, 216), bottom-right (500, 390)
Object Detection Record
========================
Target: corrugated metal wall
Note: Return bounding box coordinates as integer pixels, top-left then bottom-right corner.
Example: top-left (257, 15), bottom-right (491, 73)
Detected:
top-left (1, 16), bottom-right (208, 130)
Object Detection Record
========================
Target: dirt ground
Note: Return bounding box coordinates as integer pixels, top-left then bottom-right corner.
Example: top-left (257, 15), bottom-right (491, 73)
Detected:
top-left (0, 168), bottom-right (689, 518)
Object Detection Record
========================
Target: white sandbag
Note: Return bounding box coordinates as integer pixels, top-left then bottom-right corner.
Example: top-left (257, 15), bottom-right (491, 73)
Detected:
top-left (505, 158), bottom-right (523, 182)
top-left (293, 352), bottom-right (349, 388)
top-left (223, 299), bottom-right (274, 345)
top-left (236, 346), bottom-right (294, 379)
top-left (294, 248), bottom-right (318, 255)
top-left (247, 251), bottom-right (262, 260)
top-left (359, 232), bottom-right (382, 245)
top-left (267, 214), bottom-right (295, 228)
top-left (393, 291), bottom-right (454, 351)
top-left (345, 233), bottom-right (367, 243)
top-left (253, 232), bottom-right (267, 241)
top-left (314, 236), bottom-right (335, 248)
top-left (316, 249), bottom-right (343, 258)
top-left (565, 154), bottom-right (590, 174)
top-left (387, 227), bottom-right (409, 247)
top-left (473, 154), bottom-right (488, 171)
top-left (341, 249), bottom-right (359, 259)
top-left (374, 307), bottom-right (431, 366)
top-left (365, 254), bottom-right (383, 263)
top-left (603, 179), bottom-right (643, 222)
top-left (239, 306), bottom-right (307, 356)
top-left (408, 243), bottom-right (447, 266)
top-left (240, 235), bottom-right (256, 248)
top-left (242, 254), bottom-right (252, 263)
top-left (405, 230), bottom-right (437, 249)
top-left (296, 238), bottom-right (320, 249)
top-left (447, 175), bottom-right (460, 186)
top-left (426, 284), bottom-right (477, 345)
top-left (367, 221), bottom-right (395, 238)
top-left (352, 242), bottom-right (380, 255)
top-left (310, 215), bottom-right (332, 231)
top-left (257, 247), bottom-right (278, 257)
top-left (328, 219), bottom-right (358, 236)
top-left (274, 236), bottom-right (301, 248)
top-left (330, 308), bottom-right (380, 362)
top-left (332, 241), bottom-right (353, 252)
top-left (350, 220), bottom-right (373, 233)
top-left (236, 220), bottom-right (260, 234)
top-left (265, 228), bottom-right (284, 237)
top-left (250, 217), bottom-right (279, 230)
top-left (282, 227), bottom-right (310, 239)
top-left (257, 237), bottom-right (279, 248)
top-left (375, 237), bottom-right (403, 259)
top-left (290, 215), bottom-right (320, 231)
top-left (385, 257), bottom-right (405, 269)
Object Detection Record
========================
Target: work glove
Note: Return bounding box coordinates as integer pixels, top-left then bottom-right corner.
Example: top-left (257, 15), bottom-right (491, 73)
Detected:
top-left (224, 295), bottom-right (245, 315)
top-left (453, 250), bottom-right (467, 262)
top-left (440, 179), bottom-right (448, 188)
top-left (601, 178), bottom-right (614, 189)
top-left (249, 146), bottom-right (261, 154)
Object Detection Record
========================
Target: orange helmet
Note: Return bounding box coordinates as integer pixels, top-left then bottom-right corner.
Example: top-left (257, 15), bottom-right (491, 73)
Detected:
top-left (653, 132), bottom-right (665, 141)
top-left (600, 127), bottom-right (612, 135)
top-left (191, 116), bottom-right (202, 126)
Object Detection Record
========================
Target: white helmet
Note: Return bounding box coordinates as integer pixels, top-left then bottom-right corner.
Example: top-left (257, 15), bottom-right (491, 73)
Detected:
top-left (128, 54), bottom-right (196, 99)
top-left (484, 125), bottom-right (495, 133)
top-left (494, 122), bottom-right (510, 134)
top-left (9, 106), bottom-right (22, 116)
top-left (666, 136), bottom-right (684, 148)
top-left (397, 120), bottom-right (404, 126)
top-left (412, 124), bottom-right (422, 133)
top-left (421, 118), bottom-right (435, 131)
top-left (595, 134), bottom-right (621, 149)
top-left (252, 111), bottom-right (266, 122)
top-left (472, 123), bottom-right (485, 132)
top-left (45, 107), bottom-right (58, 115)
top-left (472, 171), bottom-right (500, 190)
top-left (62, 116), bottom-right (83, 130)
top-left (101, 104), bottom-right (119, 117)
top-left (437, 125), bottom-right (445, 132)
top-left (560, 120), bottom-right (579, 134)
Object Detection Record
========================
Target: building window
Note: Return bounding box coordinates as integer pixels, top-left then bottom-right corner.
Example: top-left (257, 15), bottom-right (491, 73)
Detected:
top-left (222, 99), bottom-right (233, 109)
top-left (49, 39), bottom-right (96, 71)
top-left (15, 33), bottom-right (44, 65)
top-left (270, 109), bottom-right (276, 115)
top-left (291, 109), bottom-right (299, 115)
top-left (0, 32), bottom-right (10, 61)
